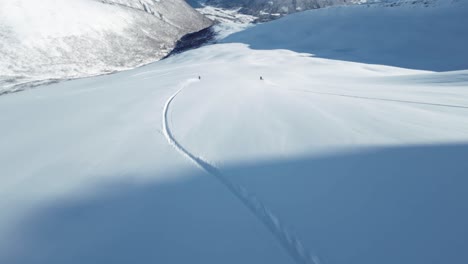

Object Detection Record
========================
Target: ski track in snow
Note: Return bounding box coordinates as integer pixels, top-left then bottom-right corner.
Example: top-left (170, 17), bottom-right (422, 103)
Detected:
top-left (162, 79), bottom-right (321, 264)
top-left (288, 89), bottom-right (468, 109)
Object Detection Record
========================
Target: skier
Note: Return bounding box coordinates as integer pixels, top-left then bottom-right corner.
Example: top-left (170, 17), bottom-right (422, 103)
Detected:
top-left (260, 76), bottom-right (263, 80)
top-left (198, 76), bottom-right (201, 80)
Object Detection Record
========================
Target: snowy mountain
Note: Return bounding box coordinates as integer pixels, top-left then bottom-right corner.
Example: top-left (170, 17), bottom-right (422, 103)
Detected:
top-left (0, 0), bottom-right (212, 94)
top-left (192, 0), bottom-right (457, 20)
top-left (195, 6), bottom-right (257, 40)
top-left (202, 0), bottom-right (363, 20)
top-left (224, 0), bottom-right (468, 71)
top-left (1, 0), bottom-right (468, 264)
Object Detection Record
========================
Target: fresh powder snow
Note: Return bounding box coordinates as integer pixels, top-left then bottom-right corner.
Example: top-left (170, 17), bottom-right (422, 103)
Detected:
top-left (0, 1), bottom-right (467, 264)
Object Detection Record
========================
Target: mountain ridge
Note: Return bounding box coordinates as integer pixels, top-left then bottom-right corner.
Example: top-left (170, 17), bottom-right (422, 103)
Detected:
top-left (0, 0), bottom-right (212, 94)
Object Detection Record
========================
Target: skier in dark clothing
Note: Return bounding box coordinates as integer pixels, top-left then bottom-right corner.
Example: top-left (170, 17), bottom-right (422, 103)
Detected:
top-left (260, 76), bottom-right (263, 80)
top-left (198, 76), bottom-right (201, 80)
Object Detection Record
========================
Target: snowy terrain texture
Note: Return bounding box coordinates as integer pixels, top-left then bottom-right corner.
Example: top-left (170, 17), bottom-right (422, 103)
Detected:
top-left (0, 0), bottom-right (212, 94)
top-left (225, 0), bottom-right (468, 71)
top-left (1, 1), bottom-right (468, 264)
top-left (196, 6), bottom-right (257, 40)
top-left (194, 0), bottom-right (461, 19)
top-left (202, 0), bottom-right (363, 18)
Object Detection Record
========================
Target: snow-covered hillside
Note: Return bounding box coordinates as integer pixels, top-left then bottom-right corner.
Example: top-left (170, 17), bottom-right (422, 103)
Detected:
top-left (0, 0), bottom-right (212, 94)
top-left (225, 0), bottom-right (468, 71)
top-left (196, 6), bottom-right (257, 40)
top-left (203, 0), bottom-right (363, 20)
top-left (192, 0), bottom-right (460, 20)
top-left (1, 1), bottom-right (468, 264)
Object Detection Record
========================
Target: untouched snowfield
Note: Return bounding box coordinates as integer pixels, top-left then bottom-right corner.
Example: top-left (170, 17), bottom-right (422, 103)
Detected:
top-left (1, 1), bottom-right (468, 264)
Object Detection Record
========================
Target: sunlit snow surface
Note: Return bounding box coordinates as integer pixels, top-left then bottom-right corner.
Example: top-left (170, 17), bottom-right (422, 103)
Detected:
top-left (1, 1), bottom-right (468, 264)
top-left (196, 6), bottom-right (257, 40)
top-left (0, 0), bottom-right (211, 94)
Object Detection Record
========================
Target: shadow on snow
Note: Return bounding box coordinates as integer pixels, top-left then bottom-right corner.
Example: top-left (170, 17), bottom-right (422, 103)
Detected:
top-left (2, 143), bottom-right (468, 264)
top-left (222, 6), bottom-right (468, 72)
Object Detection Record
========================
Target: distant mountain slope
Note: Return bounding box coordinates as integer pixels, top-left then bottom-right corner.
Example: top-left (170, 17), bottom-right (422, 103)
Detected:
top-left (0, 0), bottom-right (212, 93)
top-left (203, 0), bottom-right (362, 20)
top-left (185, 0), bottom-right (204, 7)
top-left (224, 0), bottom-right (468, 71)
top-left (196, 0), bottom-right (462, 20)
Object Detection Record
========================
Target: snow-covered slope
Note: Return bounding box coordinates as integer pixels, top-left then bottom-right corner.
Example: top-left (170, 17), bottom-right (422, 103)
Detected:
top-left (0, 0), bottom-right (212, 94)
top-left (225, 0), bottom-right (468, 71)
top-left (1, 43), bottom-right (468, 264)
top-left (1, 1), bottom-right (468, 264)
top-left (196, 6), bottom-right (257, 40)
top-left (203, 0), bottom-right (363, 20)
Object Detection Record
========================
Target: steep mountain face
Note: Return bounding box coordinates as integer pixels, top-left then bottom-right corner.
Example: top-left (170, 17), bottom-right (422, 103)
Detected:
top-left (202, 0), bottom-right (362, 19)
top-left (0, 0), bottom-right (212, 93)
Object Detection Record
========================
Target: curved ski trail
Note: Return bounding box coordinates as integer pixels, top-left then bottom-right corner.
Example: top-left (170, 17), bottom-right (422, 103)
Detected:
top-left (162, 79), bottom-right (320, 264)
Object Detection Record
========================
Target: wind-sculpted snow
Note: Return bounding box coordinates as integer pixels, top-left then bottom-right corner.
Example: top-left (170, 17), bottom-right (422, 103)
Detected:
top-left (0, 0), bottom-right (212, 94)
